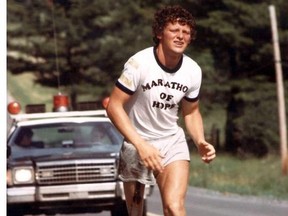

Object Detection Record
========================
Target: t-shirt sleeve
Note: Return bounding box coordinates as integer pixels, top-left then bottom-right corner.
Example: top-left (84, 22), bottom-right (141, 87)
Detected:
top-left (116, 57), bottom-right (141, 95)
top-left (183, 66), bottom-right (202, 102)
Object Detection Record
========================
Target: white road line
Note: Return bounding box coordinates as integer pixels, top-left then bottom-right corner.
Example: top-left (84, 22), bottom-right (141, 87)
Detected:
top-left (147, 213), bottom-right (163, 216)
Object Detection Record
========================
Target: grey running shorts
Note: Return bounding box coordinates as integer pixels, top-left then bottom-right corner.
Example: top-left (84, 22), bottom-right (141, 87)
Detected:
top-left (118, 127), bottom-right (190, 185)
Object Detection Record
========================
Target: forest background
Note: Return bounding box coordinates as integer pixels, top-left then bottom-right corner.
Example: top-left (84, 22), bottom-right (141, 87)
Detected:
top-left (7, 0), bottom-right (288, 159)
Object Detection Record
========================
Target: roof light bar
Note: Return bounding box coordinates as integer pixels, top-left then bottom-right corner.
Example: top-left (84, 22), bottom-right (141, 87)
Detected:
top-left (7, 102), bottom-right (21, 115)
top-left (9, 110), bottom-right (107, 121)
top-left (76, 101), bottom-right (102, 111)
top-left (25, 104), bottom-right (46, 114)
top-left (53, 94), bottom-right (69, 112)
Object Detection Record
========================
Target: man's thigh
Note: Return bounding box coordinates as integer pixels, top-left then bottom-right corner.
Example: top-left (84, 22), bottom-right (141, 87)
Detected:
top-left (156, 160), bottom-right (190, 203)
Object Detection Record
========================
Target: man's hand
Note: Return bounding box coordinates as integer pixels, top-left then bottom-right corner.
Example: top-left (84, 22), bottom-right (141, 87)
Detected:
top-left (137, 142), bottom-right (164, 173)
top-left (197, 140), bottom-right (216, 163)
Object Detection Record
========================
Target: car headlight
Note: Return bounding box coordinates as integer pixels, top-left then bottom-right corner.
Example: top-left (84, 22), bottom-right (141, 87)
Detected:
top-left (12, 167), bottom-right (35, 185)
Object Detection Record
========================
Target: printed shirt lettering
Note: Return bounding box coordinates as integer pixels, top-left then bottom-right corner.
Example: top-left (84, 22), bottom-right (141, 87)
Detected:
top-left (116, 47), bottom-right (202, 140)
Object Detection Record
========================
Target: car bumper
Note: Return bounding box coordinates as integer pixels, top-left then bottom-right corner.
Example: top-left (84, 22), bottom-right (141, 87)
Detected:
top-left (7, 181), bottom-right (123, 203)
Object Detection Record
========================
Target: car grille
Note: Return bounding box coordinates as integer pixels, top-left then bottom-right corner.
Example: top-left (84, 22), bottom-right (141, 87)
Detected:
top-left (36, 159), bottom-right (117, 185)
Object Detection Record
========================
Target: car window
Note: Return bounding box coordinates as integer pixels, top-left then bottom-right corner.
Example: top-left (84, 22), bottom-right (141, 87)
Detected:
top-left (10, 122), bottom-right (123, 149)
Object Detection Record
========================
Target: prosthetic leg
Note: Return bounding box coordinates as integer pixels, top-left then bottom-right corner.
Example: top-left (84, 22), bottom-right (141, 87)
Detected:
top-left (128, 181), bottom-right (144, 216)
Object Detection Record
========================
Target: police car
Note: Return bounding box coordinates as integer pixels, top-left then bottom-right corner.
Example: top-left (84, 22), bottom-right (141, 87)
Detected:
top-left (7, 94), bottom-right (151, 216)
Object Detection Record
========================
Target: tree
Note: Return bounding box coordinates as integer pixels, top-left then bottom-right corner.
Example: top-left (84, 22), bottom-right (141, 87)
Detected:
top-left (7, 0), bottom-right (288, 156)
top-left (223, 1), bottom-right (288, 156)
top-left (185, 0), bottom-right (287, 155)
top-left (7, 0), bottom-right (156, 106)
top-left (225, 77), bottom-right (280, 157)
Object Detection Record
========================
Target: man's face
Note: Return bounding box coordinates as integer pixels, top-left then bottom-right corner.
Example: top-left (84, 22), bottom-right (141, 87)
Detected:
top-left (157, 21), bottom-right (192, 55)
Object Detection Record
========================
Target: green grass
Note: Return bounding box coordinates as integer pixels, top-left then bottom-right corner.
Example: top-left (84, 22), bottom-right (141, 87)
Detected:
top-left (7, 71), bottom-right (98, 111)
top-left (7, 72), bottom-right (59, 111)
top-left (189, 152), bottom-right (288, 200)
top-left (8, 71), bottom-right (288, 201)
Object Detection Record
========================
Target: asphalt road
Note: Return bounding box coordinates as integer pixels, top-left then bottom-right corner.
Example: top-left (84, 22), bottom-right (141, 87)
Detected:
top-left (55, 186), bottom-right (288, 216)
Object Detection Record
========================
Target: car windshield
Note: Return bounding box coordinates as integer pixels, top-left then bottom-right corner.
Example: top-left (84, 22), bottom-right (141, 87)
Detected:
top-left (8, 121), bottom-right (123, 158)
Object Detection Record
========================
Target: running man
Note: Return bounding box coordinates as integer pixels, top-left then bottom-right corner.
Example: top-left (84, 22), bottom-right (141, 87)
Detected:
top-left (107, 5), bottom-right (216, 216)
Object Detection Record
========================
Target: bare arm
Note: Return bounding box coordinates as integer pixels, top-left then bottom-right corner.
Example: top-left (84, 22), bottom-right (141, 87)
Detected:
top-left (106, 86), bottom-right (164, 172)
top-left (106, 86), bottom-right (143, 146)
top-left (181, 99), bottom-right (216, 163)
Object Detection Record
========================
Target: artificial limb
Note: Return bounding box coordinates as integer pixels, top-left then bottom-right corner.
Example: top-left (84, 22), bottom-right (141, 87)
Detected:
top-left (127, 181), bottom-right (145, 216)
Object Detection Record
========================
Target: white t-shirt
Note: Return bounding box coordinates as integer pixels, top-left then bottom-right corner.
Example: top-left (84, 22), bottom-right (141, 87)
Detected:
top-left (116, 47), bottom-right (202, 140)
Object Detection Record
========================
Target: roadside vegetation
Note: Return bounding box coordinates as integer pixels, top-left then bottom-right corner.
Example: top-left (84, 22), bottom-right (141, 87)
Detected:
top-left (189, 152), bottom-right (288, 200)
top-left (7, 71), bottom-right (288, 201)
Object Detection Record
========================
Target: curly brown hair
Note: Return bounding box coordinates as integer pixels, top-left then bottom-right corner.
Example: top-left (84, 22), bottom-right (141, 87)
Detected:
top-left (152, 5), bottom-right (196, 45)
